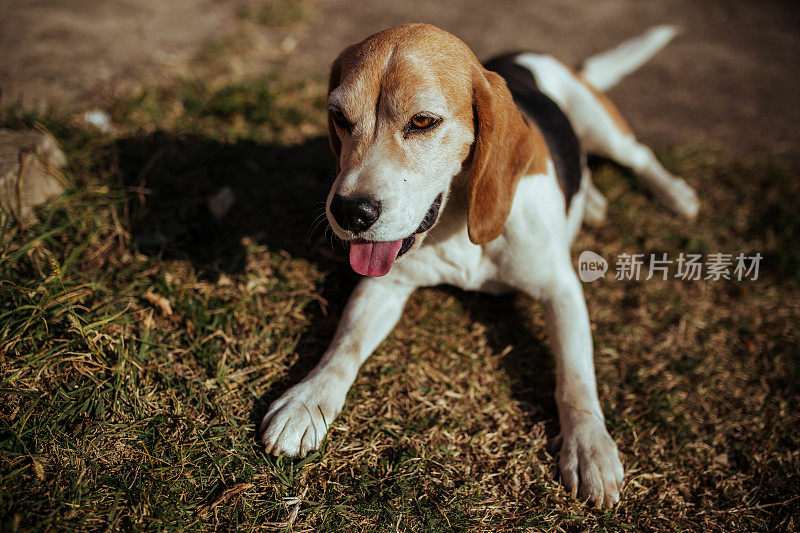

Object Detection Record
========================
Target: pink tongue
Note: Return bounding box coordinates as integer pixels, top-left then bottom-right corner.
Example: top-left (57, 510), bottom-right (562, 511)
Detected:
top-left (349, 239), bottom-right (403, 277)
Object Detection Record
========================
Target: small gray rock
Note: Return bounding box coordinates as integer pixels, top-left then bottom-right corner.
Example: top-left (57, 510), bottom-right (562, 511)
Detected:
top-left (0, 129), bottom-right (67, 225)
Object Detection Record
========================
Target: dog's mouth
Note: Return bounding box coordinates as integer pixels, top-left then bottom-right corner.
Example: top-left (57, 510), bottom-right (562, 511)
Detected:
top-left (349, 193), bottom-right (443, 277)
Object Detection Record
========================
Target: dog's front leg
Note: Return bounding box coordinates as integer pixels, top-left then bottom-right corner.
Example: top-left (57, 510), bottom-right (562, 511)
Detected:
top-left (542, 272), bottom-right (624, 507)
top-left (261, 278), bottom-right (415, 456)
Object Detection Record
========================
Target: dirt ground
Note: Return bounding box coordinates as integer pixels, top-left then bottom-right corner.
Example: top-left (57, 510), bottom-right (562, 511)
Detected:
top-left (1, 0), bottom-right (798, 163)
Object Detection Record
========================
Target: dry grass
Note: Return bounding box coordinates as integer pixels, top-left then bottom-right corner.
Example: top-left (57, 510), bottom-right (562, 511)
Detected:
top-left (1, 71), bottom-right (798, 532)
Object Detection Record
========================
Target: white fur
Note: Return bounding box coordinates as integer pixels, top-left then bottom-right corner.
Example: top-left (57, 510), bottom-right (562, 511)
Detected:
top-left (262, 26), bottom-right (698, 509)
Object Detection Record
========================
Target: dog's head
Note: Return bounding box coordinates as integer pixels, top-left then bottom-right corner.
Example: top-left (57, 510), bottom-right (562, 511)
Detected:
top-left (326, 23), bottom-right (537, 276)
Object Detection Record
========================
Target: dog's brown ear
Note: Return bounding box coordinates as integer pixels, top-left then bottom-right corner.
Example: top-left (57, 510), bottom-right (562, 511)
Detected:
top-left (467, 67), bottom-right (538, 244)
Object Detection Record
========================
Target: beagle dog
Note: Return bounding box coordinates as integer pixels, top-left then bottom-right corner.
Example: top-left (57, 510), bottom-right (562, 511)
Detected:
top-left (261, 23), bottom-right (699, 507)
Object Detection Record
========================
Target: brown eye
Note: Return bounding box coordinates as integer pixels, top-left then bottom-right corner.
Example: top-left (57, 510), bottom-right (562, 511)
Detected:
top-left (407, 114), bottom-right (440, 133)
top-left (328, 105), bottom-right (351, 131)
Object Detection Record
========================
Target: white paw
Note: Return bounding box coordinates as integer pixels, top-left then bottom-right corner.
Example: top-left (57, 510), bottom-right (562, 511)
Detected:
top-left (260, 377), bottom-right (345, 457)
top-left (662, 177), bottom-right (700, 219)
top-left (555, 414), bottom-right (624, 508)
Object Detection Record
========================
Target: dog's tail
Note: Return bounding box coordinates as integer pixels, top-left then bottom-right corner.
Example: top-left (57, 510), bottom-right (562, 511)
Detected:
top-left (580, 25), bottom-right (679, 91)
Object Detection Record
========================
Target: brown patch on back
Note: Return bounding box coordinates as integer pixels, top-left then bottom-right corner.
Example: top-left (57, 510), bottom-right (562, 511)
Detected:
top-left (526, 122), bottom-right (550, 176)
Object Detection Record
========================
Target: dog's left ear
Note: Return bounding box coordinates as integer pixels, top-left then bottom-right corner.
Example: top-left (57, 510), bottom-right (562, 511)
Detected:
top-left (467, 67), bottom-right (537, 244)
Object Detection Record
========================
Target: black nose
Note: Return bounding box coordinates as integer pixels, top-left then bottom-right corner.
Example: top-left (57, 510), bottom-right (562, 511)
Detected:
top-left (330, 194), bottom-right (381, 233)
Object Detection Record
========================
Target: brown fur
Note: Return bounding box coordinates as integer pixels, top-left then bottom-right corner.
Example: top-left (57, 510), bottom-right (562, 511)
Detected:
top-left (527, 122), bottom-right (550, 177)
top-left (467, 68), bottom-right (540, 244)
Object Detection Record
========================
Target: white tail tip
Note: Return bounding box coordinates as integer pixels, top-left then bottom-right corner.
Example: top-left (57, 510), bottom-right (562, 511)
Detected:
top-left (582, 25), bottom-right (681, 91)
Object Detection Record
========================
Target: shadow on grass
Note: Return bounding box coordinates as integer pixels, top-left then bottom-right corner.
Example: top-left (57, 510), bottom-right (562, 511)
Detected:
top-left (114, 132), bottom-right (337, 273)
top-left (113, 131), bottom-right (559, 452)
top-left (112, 132), bottom-right (358, 437)
top-left (461, 291), bottom-right (559, 432)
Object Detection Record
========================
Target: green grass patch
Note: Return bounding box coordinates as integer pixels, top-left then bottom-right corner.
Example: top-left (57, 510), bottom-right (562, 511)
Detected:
top-left (1, 73), bottom-right (799, 531)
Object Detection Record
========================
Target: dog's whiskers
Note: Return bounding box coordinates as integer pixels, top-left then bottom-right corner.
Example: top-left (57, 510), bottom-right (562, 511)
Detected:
top-left (324, 226), bottom-right (336, 250)
top-left (307, 211), bottom-right (329, 244)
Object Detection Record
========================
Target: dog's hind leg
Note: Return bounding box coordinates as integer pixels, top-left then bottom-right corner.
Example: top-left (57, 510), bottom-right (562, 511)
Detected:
top-left (577, 25), bottom-right (700, 218)
top-left (566, 169), bottom-right (605, 245)
top-left (578, 103), bottom-right (700, 219)
top-left (583, 172), bottom-right (608, 226)
top-left (514, 54), bottom-right (699, 219)
top-left (560, 66), bottom-right (699, 219)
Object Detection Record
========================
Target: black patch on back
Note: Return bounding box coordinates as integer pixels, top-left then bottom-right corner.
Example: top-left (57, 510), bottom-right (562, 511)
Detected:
top-left (483, 53), bottom-right (584, 210)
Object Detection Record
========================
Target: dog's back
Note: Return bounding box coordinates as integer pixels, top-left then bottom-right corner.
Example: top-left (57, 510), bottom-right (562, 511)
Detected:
top-left (485, 53), bottom-right (585, 211)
